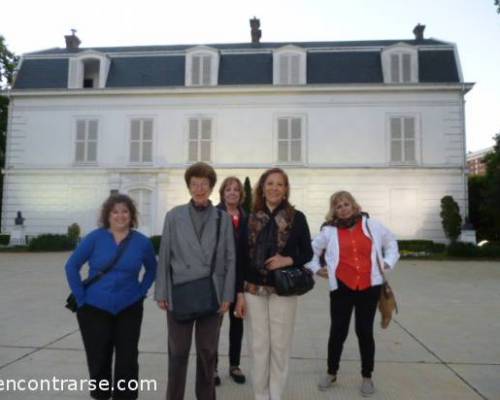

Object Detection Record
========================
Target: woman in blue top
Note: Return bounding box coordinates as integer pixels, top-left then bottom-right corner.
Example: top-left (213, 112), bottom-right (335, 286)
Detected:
top-left (65, 194), bottom-right (157, 400)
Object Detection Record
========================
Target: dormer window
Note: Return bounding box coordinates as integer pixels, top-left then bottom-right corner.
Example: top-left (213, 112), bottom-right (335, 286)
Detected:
top-left (273, 46), bottom-right (306, 85)
top-left (68, 51), bottom-right (110, 89)
top-left (381, 44), bottom-right (418, 84)
top-left (185, 46), bottom-right (219, 86)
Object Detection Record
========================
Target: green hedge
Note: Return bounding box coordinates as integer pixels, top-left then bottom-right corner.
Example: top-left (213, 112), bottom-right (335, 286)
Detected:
top-left (28, 234), bottom-right (76, 252)
top-left (0, 234), bottom-right (10, 246)
top-left (150, 235), bottom-right (162, 255)
top-left (447, 242), bottom-right (500, 258)
top-left (398, 240), bottom-right (446, 254)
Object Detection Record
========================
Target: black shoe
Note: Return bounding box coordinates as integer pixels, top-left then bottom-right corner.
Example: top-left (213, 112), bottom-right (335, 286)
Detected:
top-left (229, 366), bottom-right (246, 384)
top-left (214, 372), bottom-right (221, 386)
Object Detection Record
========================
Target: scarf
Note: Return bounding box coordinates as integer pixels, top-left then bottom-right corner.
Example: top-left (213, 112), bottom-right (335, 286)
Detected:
top-left (331, 213), bottom-right (362, 229)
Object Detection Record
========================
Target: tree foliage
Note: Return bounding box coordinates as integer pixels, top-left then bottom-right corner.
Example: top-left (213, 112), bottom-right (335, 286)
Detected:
top-left (440, 195), bottom-right (462, 242)
top-left (243, 177), bottom-right (252, 214)
top-left (496, 0), bottom-right (500, 14)
top-left (480, 133), bottom-right (500, 241)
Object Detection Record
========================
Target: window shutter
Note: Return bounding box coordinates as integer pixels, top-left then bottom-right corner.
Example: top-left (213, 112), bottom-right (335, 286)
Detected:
top-left (142, 141), bottom-right (152, 162)
top-left (201, 119), bottom-right (211, 140)
top-left (130, 119), bottom-right (141, 162)
top-left (188, 119), bottom-right (199, 161)
top-left (192, 56), bottom-right (200, 85)
top-left (143, 119), bottom-right (153, 141)
top-left (87, 141), bottom-right (97, 162)
top-left (290, 55), bottom-right (300, 84)
top-left (76, 120), bottom-right (86, 141)
top-left (88, 120), bottom-right (98, 141)
top-left (131, 120), bottom-right (140, 141)
top-left (404, 117), bottom-right (416, 162)
top-left (202, 55), bottom-right (211, 85)
top-left (390, 54), bottom-right (400, 83)
top-left (278, 118), bottom-right (288, 139)
top-left (402, 54), bottom-right (411, 82)
top-left (279, 55), bottom-right (289, 84)
top-left (390, 117), bottom-right (402, 162)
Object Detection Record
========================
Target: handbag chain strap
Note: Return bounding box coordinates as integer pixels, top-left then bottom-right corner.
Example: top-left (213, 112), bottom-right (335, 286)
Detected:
top-left (82, 231), bottom-right (133, 288)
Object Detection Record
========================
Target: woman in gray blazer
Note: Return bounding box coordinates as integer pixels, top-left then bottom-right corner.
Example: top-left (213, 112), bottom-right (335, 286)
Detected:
top-left (155, 162), bottom-right (236, 400)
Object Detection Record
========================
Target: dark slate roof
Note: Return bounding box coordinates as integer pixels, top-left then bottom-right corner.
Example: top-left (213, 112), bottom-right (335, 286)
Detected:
top-left (13, 39), bottom-right (461, 89)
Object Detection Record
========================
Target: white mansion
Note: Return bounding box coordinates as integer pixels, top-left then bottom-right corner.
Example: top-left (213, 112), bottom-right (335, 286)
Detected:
top-left (1, 22), bottom-right (472, 241)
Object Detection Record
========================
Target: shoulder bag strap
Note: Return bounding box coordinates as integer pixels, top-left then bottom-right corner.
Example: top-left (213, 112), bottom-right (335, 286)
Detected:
top-left (363, 218), bottom-right (387, 283)
top-left (82, 231), bottom-right (134, 288)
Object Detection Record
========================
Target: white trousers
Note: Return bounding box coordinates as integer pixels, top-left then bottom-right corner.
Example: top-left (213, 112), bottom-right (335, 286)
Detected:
top-left (244, 292), bottom-right (298, 400)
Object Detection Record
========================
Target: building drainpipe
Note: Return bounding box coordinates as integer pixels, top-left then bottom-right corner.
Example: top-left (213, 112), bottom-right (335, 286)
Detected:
top-left (460, 84), bottom-right (469, 222)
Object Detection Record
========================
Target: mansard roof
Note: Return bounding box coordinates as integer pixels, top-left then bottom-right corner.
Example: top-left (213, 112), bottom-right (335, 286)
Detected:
top-left (13, 39), bottom-right (461, 90)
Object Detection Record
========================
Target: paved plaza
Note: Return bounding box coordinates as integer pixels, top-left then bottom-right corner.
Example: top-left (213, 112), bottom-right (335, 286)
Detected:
top-left (0, 253), bottom-right (499, 399)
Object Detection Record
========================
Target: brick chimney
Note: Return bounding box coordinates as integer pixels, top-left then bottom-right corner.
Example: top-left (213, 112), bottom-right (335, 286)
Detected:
top-left (65, 29), bottom-right (81, 50)
top-left (413, 23), bottom-right (425, 41)
top-left (250, 17), bottom-right (261, 44)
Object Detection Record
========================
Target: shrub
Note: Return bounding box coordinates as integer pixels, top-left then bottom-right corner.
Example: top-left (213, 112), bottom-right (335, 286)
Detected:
top-left (440, 195), bottom-right (462, 242)
top-left (243, 177), bottom-right (252, 214)
top-left (28, 234), bottom-right (75, 252)
top-left (67, 223), bottom-right (81, 246)
top-left (397, 240), bottom-right (445, 254)
top-left (150, 235), bottom-right (162, 255)
top-left (0, 234), bottom-right (10, 245)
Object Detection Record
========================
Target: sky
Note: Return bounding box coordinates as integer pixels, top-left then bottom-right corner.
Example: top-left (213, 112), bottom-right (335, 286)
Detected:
top-left (2, 0), bottom-right (499, 152)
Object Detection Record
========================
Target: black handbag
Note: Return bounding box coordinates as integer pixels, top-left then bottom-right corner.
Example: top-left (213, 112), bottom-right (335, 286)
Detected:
top-left (65, 232), bottom-right (133, 312)
top-left (171, 210), bottom-right (222, 322)
top-left (273, 265), bottom-right (315, 296)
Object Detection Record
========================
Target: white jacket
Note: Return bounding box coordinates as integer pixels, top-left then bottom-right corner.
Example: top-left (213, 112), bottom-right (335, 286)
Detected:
top-left (306, 216), bottom-right (400, 291)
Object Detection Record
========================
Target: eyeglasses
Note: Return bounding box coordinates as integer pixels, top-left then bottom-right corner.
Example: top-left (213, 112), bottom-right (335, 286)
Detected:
top-left (189, 181), bottom-right (210, 189)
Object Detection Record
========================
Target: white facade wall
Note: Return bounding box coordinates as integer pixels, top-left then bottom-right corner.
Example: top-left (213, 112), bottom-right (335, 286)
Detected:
top-left (2, 88), bottom-right (467, 242)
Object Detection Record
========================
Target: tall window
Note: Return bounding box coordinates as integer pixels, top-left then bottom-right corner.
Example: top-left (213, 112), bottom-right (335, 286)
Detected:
top-left (75, 119), bottom-right (98, 163)
top-left (191, 55), bottom-right (212, 86)
top-left (390, 117), bottom-right (416, 163)
top-left (277, 117), bottom-right (302, 163)
top-left (278, 54), bottom-right (300, 85)
top-left (188, 118), bottom-right (212, 162)
top-left (130, 119), bottom-right (153, 163)
top-left (390, 53), bottom-right (412, 83)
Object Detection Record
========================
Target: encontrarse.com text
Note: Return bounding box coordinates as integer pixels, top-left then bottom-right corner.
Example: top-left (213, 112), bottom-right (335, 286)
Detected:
top-left (0, 377), bottom-right (158, 392)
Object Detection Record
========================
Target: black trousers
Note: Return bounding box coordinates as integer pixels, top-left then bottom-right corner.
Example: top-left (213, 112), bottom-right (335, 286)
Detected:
top-left (327, 280), bottom-right (381, 378)
top-left (215, 301), bottom-right (244, 370)
top-left (166, 311), bottom-right (221, 400)
top-left (77, 300), bottom-right (144, 400)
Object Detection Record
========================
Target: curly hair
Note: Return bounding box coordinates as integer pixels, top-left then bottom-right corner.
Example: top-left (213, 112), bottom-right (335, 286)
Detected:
top-left (99, 194), bottom-right (138, 229)
top-left (252, 168), bottom-right (292, 213)
top-left (218, 176), bottom-right (245, 205)
top-left (324, 190), bottom-right (362, 224)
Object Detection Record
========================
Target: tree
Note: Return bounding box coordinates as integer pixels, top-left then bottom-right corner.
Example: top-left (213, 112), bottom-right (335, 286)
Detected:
top-left (468, 174), bottom-right (487, 240)
top-left (1, 35), bottom-right (19, 228)
top-left (496, 0), bottom-right (500, 14)
top-left (440, 195), bottom-right (462, 242)
top-left (480, 133), bottom-right (500, 241)
top-left (242, 177), bottom-right (252, 214)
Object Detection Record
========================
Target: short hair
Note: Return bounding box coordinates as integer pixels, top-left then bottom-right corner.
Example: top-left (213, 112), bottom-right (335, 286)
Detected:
top-left (99, 194), bottom-right (138, 229)
top-left (252, 168), bottom-right (292, 213)
top-left (184, 162), bottom-right (217, 188)
top-left (325, 190), bottom-right (362, 224)
top-left (219, 176), bottom-right (245, 205)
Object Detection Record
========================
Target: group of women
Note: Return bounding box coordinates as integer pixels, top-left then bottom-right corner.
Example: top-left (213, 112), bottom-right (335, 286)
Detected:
top-left (65, 162), bottom-right (399, 400)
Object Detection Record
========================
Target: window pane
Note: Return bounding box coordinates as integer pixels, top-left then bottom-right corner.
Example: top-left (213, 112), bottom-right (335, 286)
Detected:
top-left (202, 55), bottom-right (211, 85)
top-left (390, 54), bottom-right (400, 83)
top-left (391, 140), bottom-right (402, 162)
top-left (404, 140), bottom-right (416, 162)
top-left (142, 141), bottom-right (152, 162)
top-left (192, 56), bottom-right (200, 85)
top-left (201, 119), bottom-right (212, 139)
top-left (76, 120), bottom-right (86, 140)
top-left (278, 141), bottom-right (288, 162)
top-left (131, 120), bottom-right (140, 140)
top-left (402, 54), bottom-right (411, 82)
top-left (130, 142), bottom-right (140, 162)
top-left (87, 141), bottom-right (97, 162)
top-left (278, 118), bottom-right (288, 139)
top-left (390, 118), bottom-right (402, 139)
top-left (279, 55), bottom-right (289, 84)
top-left (188, 141), bottom-right (198, 161)
top-left (143, 120), bottom-right (153, 140)
top-left (290, 55), bottom-right (300, 84)
top-left (88, 120), bottom-right (98, 140)
top-left (291, 140), bottom-right (301, 162)
top-left (75, 142), bottom-right (85, 162)
top-left (291, 118), bottom-right (301, 139)
top-left (404, 117), bottom-right (415, 139)
top-left (200, 141), bottom-right (211, 161)
top-left (189, 119), bottom-right (199, 140)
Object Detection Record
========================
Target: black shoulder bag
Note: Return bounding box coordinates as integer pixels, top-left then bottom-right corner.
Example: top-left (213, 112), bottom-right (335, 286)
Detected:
top-left (65, 232), bottom-right (133, 312)
top-left (171, 210), bottom-right (222, 322)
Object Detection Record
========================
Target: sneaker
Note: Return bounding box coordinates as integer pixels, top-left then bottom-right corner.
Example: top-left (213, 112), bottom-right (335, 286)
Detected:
top-left (318, 373), bottom-right (336, 391)
top-left (214, 371), bottom-right (221, 386)
top-left (360, 378), bottom-right (375, 397)
top-left (229, 366), bottom-right (246, 384)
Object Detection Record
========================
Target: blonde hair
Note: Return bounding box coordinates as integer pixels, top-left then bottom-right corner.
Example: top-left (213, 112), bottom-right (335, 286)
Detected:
top-left (218, 176), bottom-right (245, 205)
top-left (325, 190), bottom-right (361, 223)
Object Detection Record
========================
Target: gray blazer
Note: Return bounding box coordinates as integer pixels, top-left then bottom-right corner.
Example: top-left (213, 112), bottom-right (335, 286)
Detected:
top-left (154, 203), bottom-right (236, 310)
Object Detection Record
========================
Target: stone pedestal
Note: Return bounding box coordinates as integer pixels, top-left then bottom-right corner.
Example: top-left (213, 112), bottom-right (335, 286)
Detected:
top-left (10, 226), bottom-right (26, 246)
top-left (459, 230), bottom-right (476, 244)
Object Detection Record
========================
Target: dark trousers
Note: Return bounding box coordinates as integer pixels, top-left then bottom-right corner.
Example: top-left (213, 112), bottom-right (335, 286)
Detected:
top-left (215, 302), bottom-right (244, 370)
top-left (166, 311), bottom-right (221, 400)
top-left (77, 300), bottom-right (144, 400)
top-left (327, 281), bottom-right (381, 378)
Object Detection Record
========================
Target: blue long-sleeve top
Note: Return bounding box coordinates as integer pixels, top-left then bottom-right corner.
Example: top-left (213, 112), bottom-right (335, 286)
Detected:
top-left (65, 228), bottom-right (157, 315)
